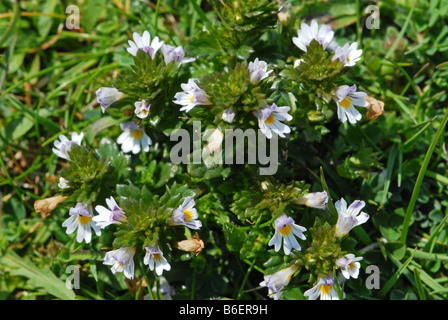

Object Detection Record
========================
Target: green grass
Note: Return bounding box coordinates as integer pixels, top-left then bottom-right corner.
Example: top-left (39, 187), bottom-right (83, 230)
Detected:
top-left (1, 0), bottom-right (448, 301)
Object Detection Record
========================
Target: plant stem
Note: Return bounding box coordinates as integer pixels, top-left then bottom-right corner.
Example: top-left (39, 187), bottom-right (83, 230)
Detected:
top-left (237, 258), bottom-right (255, 299)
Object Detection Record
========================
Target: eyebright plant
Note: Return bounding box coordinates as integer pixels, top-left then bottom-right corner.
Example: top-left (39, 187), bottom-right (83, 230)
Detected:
top-left (45, 1), bottom-right (384, 300)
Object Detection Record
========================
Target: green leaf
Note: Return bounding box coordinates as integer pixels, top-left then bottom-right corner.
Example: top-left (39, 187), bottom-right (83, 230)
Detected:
top-left (0, 117), bottom-right (34, 144)
top-left (235, 45), bottom-right (254, 60)
top-left (222, 222), bottom-right (247, 253)
top-left (385, 241), bottom-right (407, 260)
top-left (153, 162), bottom-right (178, 189)
top-left (0, 250), bottom-right (76, 300)
top-left (95, 139), bottom-right (131, 181)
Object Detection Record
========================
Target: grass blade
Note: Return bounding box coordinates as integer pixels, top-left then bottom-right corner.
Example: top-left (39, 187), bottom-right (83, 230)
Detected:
top-left (377, 249), bottom-right (415, 299)
top-left (400, 110), bottom-right (448, 244)
top-left (0, 250), bottom-right (76, 300)
top-left (413, 267), bottom-right (426, 300)
top-left (384, 4), bottom-right (414, 59)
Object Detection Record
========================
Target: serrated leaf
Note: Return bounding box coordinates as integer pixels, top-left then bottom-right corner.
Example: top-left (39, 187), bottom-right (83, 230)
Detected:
top-left (185, 28), bottom-right (223, 58)
top-left (222, 222), bottom-right (247, 253)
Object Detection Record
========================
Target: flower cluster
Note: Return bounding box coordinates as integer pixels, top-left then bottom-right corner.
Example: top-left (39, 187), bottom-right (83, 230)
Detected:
top-left (58, 182), bottom-right (202, 280)
top-left (291, 19), bottom-right (371, 124)
top-left (47, 12), bottom-right (382, 301)
top-left (260, 194), bottom-right (369, 300)
top-left (95, 30), bottom-right (195, 155)
top-left (100, 196), bottom-right (202, 279)
top-left (173, 57), bottom-right (293, 140)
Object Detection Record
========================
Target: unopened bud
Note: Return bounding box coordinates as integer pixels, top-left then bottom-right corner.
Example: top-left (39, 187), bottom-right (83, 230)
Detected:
top-left (173, 232), bottom-right (204, 256)
top-left (365, 96), bottom-right (384, 120)
top-left (34, 195), bottom-right (68, 215)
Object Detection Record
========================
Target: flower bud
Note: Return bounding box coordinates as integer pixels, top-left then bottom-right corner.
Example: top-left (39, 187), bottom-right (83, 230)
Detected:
top-left (222, 108), bottom-right (235, 123)
top-left (365, 96), bottom-right (384, 120)
top-left (297, 191), bottom-right (328, 209)
top-left (173, 232), bottom-right (204, 256)
top-left (34, 195), bottom-right (68, 215)
top-left (96, 87), bottom-right (125, 113)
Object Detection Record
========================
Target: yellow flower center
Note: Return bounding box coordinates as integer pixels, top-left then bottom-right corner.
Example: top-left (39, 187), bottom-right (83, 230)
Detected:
top-left (320, 285), bottom-right (332, 295)
top-left (348, 262), bottom-right (355, 269)
top-left (132, 129), bottom-right (144, 140)
top-left (153, 253), bottom-right (162, 261)
top-left (340, 97), bottom-right (351, 108)
top-left (78, 215), bottom-right (92, 225)
top-left (279, 224), bottom-right (291, 236)
top-left (184, 209), bottom-right (193, 222)
top-left (265, 113), bottom-right (275, 125)
top-left (190, 95), bottom-right (194, 102)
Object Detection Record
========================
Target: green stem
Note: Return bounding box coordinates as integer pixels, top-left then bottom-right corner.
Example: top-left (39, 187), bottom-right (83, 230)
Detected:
top-left (190, 271), bottom-right (196, 300)
top-left (154, 0), bottom-right (162, 35)
top-left (237, 259), bottom-right (256, 299)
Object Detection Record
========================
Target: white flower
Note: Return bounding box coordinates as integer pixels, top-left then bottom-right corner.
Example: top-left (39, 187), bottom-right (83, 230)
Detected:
top-left (170, 196), bottom-right (202, 230)
top-left (332, 42), bottom-right (363, 67)
top-left (202, 129), bottom-right (224, 168)
top-left (173, 79), bottom-right (211, 113)
top-left (117, 121), bottom-right (151, 154)
top-left (248, 58), bottom-right (273, 83)
top-left (127, 30), bottom-right (164, 59)
top-left (134, 99), bottom-right (151, 119)
top-left (336, 254), bottom-right (363, 279)
top-left (222, 107), bottom-right (235, 123)
top-left (297, 191), bottom-right (328, 209)
top-left (96, 87), bottom-right (125, 113)
top-left (52, 132), bottom-right (84, 161)
top-left (334, 198), bottom-right (369, 238)
top-left (304, 274), bottom-right (342, 300)
top-left (255, 103), bottom-right (292, 139)
top-left (93, 196), bottom-right (127, 229)
top-left (62, 202), bottom-right (101, 244)
top-left (144, 276), bottom-right (175, 300)
top-left (205, 128), bottom-right (224, 154)
top-left (333, 84), bottom-right (369, 124)
top-left (58, 177), bottom-right (70, 189)
top-left (292, 19), bottom-right (334, 52)
top-left (161, 44), bottom-right (196, 65)
top-left (144, 245), bottom-right (171, 276)
top-left (103, 247), bottom-right (135, 280)
top-left (277, 8), bottom-right (290, 26)
top-left (259, 264), bottom-right (299, 300)
top-left (268, 214), bottom-right (306, 255)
